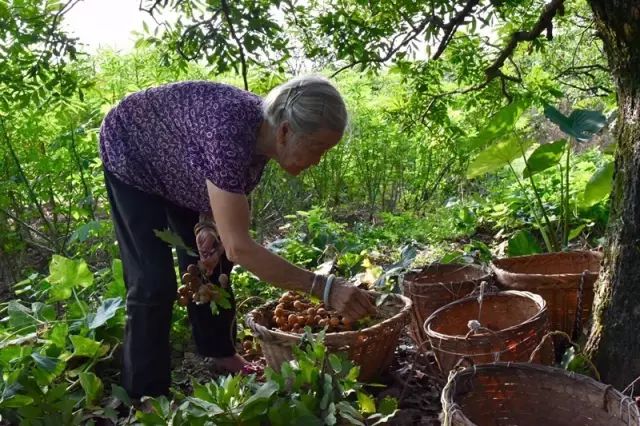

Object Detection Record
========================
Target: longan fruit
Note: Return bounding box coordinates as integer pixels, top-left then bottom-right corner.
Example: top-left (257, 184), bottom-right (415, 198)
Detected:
top-left (319, 318), bottom-right (329, 327)
top-left (187, 264), bottom-right (199, 275)
top-left (329, 317), bottom-right (340, 327)
top-left (288, 314), bottom-right (297, 326)
top-left (293, 300), bottom-right (305, 310)
top-left (242, 341), bottom-right (253, 351)
top-left (306, 307), bottom-right (316, 316)
top-left (274, 306), bottom-right (285, 317)
top-left (317, 308), bottom-right (327, 316)
top-left (177, 296), bottom-right (189, 306)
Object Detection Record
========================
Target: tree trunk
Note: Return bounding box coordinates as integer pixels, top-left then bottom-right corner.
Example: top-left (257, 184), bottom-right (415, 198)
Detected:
top-left (585, 0), bottom-right (640, 390)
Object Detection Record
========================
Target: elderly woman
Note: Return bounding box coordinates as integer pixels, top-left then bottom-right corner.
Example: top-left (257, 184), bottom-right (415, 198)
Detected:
top-left (99, 76), bottom-right (375, 399)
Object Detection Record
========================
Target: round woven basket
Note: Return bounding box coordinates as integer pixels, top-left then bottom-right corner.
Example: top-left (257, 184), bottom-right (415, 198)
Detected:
top-left (492, 251), bottom-right (602, 337)
top-left (403, 263), bottom-right (490, 351)
top-left (424, 291), bottom-right (550, 373)
top-left (245, 293), bottom-right (412, 382)
top-left (441, 362), bottom-right (640, 426)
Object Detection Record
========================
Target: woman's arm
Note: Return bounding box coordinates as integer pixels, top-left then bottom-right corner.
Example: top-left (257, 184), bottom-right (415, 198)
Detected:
top-left (207, 180), bottom-right (375, 320)
top-left (207, 180), bottom-right (317, 294)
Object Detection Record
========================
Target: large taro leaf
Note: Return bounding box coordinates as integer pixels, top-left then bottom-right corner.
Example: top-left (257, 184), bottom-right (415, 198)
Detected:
top-left (543, 104), bottom-right (606, 142)
top-left (523, 139), bottom-right (567, 178)
top-left (467, 137), bottom-right (534, 179)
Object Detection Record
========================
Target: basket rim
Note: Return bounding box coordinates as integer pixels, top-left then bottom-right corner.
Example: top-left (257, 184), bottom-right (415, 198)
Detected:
top-left (245, 292), bottom-right (413, 342)
top-left (491, 250), bottom-right (602, 278)
top-left (440, 361), bottom-right (640, 424)
top-left (423, 290), bottom-right (547, 341)
top-left (403, 263), bottom-right (491, 286)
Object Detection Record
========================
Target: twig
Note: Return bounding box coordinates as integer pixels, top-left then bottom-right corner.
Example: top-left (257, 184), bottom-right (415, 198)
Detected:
top-left (220, 0), bottom-right (249, 90)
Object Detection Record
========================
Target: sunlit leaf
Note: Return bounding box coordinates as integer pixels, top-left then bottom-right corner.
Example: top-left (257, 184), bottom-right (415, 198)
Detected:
top-left (467, 138), bottom-right (534, 179)
top-left (523, 139), bottom-right (566, 178)
top-left (582, 161), bottom-right (614, 207)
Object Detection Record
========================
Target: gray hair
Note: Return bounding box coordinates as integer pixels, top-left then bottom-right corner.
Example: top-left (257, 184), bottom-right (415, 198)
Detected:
top-left (262, 75), bottom-right (348, 135)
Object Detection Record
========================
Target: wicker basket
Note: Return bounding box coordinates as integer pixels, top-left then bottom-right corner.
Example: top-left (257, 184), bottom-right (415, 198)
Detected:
top-left (492, 251), bottom-right (603, 337)
top-left (424, 291), bottom-right (550, 373)
top-left (245, 293), bottom-right (412, 382)
top-left (402, 264), bottom-right (491, 351)
top-left (441, 362), bottom-right (640, 426)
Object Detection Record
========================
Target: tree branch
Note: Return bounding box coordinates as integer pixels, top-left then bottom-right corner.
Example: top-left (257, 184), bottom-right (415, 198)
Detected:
top-left (432, 0), bottom-right (481, 60)
top-left (485, 0), bottom-right (565, 80)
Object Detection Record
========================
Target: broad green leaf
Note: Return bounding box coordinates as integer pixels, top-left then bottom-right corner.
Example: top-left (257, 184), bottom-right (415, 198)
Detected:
top-left (0, 394), bottom-right (34, 408)
top-left (582, 161), bottom-right (614, 207)
top-left (153, 228), bottom-right (197, 257)
top-left (467, 138), bottom-right (533, 179)
top-left (378, 396), bottom-right (398, 416)
top-left (544, 105), bottom-right (606, 142)
top-left (47, 255), bottom-right (94, 301)
top-left (7, 300), bottom-right (36, 332)
top-left (568, 224), bottom-right (586, 241)
top-left (69, 335), bottom-right (101, 358)
top-left (79, 372), bottom-right (104, 406)
top-left (87, 297), bottom-right (123, 330)
top-left (357, 391), bottom-right (376, 414)
top-left (507, 230), bottom-right (542, 256)
top-left (523, 139), bottom-right (567, 177)
top-left (467, 99), bottom-right (530, 149)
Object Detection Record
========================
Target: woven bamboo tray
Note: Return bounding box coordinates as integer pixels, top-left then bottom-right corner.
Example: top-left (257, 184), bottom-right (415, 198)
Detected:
top-left (424, 290), bottom-right (550, 373)
top-left (402, 263), bottom-right (490, 351)
top-left (245, 293), bottom-right (412, 382)
top-left (441, 362), bottom-right (640, 426)
top-left (492, 251), bottom-right (602, 337)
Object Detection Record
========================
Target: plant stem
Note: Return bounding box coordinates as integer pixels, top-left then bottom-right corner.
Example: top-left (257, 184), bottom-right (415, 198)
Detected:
top-left (563, 139), bottom-right (572, 248)
top-left (507, 162), bottom-right (554, 252)
top-left (518, 144), bottom-right (559, 251)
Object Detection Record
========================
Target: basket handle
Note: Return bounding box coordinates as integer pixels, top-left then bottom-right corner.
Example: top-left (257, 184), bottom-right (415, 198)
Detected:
top-left (528, 330), bottom-right (577, 363)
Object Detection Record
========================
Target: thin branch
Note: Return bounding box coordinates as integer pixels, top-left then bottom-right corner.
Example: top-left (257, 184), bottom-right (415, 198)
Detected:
top-left (220, 0), bottom-right (249, 90)
top-left (432, 0), bottom-right (481, 60)
top-left (485, 0), bottom-right (565, 80)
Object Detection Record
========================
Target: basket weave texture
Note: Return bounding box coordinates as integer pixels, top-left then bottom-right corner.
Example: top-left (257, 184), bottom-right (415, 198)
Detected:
top-left (492, 251), bottom-right (602, 335)
top-left (424, 290), bottom-right (550, 373)
top-left (403, 264), bottom-right (490, 350)
top-left (245, 293), bottom-right (412, 382)
top-left (441, 362), bottom-right (640, 426)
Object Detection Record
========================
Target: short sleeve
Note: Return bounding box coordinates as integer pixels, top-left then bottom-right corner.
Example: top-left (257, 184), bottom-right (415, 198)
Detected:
top-left (200, 92), bottom-right (262, 194)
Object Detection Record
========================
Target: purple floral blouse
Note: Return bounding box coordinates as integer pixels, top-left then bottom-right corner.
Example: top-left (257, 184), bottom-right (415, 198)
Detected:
top-left (99, 81), bottom-right (268, 213)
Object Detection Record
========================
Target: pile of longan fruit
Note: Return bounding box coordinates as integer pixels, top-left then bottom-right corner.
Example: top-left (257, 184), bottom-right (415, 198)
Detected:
top-left (177, 263), bottom-right (228, 306)
top-left (271, 291), bottom-right (353, 333)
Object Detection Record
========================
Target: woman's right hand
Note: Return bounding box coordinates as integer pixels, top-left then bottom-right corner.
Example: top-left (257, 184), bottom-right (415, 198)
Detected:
top-left (326, 277), bottom-right (377, 322)
top-left (195, 224), bottom-right (224, 276)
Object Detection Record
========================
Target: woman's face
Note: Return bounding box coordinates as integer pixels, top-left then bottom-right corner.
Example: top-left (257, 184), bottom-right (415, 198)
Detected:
top-left (276, 124), bottom-right (343, 176)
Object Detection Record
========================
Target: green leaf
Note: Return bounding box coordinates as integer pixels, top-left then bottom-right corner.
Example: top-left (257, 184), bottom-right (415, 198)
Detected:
top-left (106, 259), bottom-right (126, 299)
top-left (47, 255), bottom-right (94, 301)
top-left (582, 161), bottom-right (614, 207)
top-left (467, 138), bottom-right (533, 179)
top-left (544, 105), bottom-right (606, 142)
top-left (507, 230), bottom-right (542, 256)
top-left (0, 393), bottom-right (34, 408)
top-left (69, 335), bottom-right (101, 358)
top-left (31, 353), bottom-right (60, 372)
top-left (7, 300), bottom-right (36, 332)
top-left (153, 228), bottom-right (197, 257)
top-left (568, 224), bottom-right (586, 241)
top-left (79, 372), bottom-right (104, 406)
top-left (467, 99), bottom-right (530, 149)
top-left (377, 396), bottom-right (398, 416)
top-left (111, 384), bottom-right (131, 407)
top-left (48, 323), bottom-right (68, 348)
top-left (87, 297), bottom-right (123, 330)
top-left (357, 392), bottom-right (375, 414)
top-left (523, 139), bottom-right (567, 177)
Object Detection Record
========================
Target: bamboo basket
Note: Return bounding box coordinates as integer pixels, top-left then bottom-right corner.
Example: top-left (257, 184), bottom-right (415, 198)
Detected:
top-left (492, 251), bottom-right (602, 337)
top-left (424, 291), bottom-right (550, 373)
top-left (402, 263), bottom-right (490, 351)
top-left (441, 362), bottom-right (640, 426)
top-left (245, 293), bottom-right (412, 382)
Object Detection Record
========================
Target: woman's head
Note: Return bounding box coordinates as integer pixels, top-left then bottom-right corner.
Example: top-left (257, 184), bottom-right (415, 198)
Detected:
top-left (262, 75), bottom-right (347, 175)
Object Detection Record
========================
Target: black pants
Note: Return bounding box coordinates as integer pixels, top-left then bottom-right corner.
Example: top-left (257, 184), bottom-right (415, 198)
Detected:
top-left (104, 170), bottom-right (236, 399)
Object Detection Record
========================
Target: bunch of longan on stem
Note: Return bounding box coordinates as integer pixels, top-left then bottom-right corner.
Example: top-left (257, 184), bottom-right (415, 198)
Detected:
top-left (177, 263), bottom-right (228, 306)
top-left (271, 291), bottom-right (352, 333)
